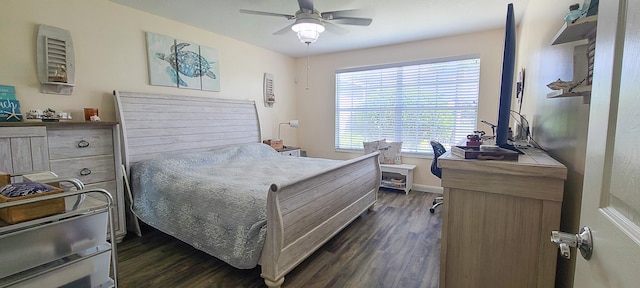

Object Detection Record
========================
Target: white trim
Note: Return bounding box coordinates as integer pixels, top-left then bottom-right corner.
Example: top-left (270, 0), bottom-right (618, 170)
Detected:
top-left (412, 184), bottom-right (443, 194)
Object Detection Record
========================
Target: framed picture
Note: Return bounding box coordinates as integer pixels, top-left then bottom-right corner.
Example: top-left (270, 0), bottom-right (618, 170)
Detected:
top-left (146, 32), bottom-right (221, 91)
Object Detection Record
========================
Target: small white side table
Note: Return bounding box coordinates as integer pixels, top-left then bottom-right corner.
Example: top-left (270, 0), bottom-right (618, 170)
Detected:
top-left (277, 146), bottom-right (300, 157)
top-left (379, 163), bottom-right (416, 194)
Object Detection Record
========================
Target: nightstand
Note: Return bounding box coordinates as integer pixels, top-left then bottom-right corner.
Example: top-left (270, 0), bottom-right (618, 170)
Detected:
top-left (379, 163), bottom-right (416, 194)
top-left (277, 146), bottom-right (300, 157)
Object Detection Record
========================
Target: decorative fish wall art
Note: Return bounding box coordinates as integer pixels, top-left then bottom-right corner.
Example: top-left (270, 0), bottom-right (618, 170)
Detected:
top-left (146, 32), bottom-right (220, 92)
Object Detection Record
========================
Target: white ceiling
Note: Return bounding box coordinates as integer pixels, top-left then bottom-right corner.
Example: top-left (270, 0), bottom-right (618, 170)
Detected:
top-left (110, 0), bottom-right (529, 58)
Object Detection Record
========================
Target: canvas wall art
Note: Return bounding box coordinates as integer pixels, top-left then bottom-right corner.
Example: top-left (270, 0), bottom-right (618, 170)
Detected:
top-left (146, 32), bottom-right (177, 87)
top-left (174, 39), bottom-right (202, 90)
top-left (146, 32), bottom-right (220, 91)
top-left (199, 46), bottom-right (220, 92)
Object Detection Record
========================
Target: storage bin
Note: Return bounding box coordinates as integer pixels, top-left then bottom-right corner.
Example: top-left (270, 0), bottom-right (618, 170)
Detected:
top-left (0, 211), bottom-right (108, 279)
top-left (8, 249), bottom-right (112, 288)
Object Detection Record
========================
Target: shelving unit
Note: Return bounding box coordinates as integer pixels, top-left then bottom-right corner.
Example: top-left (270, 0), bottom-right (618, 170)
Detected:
top-left (548, 15), bottom-right (597, 104)
top-left (0, 189), bottom-right (118, 287)
top-left (379, 164), bottom-right (416, 194)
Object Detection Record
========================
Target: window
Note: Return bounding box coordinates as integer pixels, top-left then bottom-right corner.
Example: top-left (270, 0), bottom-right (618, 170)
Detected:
top-left (335, 56), bottom-right (480, 154)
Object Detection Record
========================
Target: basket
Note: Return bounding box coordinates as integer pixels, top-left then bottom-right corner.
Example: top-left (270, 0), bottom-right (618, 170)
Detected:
top-left (0, 182), bottom-right (65, 224)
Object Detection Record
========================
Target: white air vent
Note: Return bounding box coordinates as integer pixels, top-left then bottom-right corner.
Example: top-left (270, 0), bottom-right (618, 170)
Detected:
top-left (37, 24), bottom-right (75, 95)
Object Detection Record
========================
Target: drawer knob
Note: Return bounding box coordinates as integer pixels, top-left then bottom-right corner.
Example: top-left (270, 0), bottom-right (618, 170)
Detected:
top-left (79, 168), bottom-right (92, 176)
top-left (77, 140), bottom-right (90, 148)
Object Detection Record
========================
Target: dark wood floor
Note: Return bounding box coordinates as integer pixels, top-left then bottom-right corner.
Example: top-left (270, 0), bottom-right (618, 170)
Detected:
top-left (115, 190), bottom-right (442, 288)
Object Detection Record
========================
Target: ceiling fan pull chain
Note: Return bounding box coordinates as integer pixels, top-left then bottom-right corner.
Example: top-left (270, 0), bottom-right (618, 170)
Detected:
top-left (306, 43), bottom-right (310, 90)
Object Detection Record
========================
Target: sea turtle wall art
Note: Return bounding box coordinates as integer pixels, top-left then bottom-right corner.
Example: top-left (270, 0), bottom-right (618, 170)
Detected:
top-left (146, 32), bottom-right (221, 91)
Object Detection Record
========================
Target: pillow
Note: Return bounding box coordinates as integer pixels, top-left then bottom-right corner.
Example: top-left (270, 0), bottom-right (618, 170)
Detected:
top-left (380, 141), bottom-right (402, 165)
top-left (363, 139), bottom-right (386, 155)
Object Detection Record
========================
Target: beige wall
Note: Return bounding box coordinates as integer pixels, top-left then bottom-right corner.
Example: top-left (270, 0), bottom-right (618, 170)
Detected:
top-left (518, 1), bottom-right (590, 287)
top-left (294, 29), bottom-right (506, 188)
top-left (0, 0), bottom-right (298, 142)
top-left (2, 0), bottom-right (589, 284)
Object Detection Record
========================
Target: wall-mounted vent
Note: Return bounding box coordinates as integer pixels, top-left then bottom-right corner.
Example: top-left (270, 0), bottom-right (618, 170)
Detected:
top-left (37, 24), bottom-right (75, 95)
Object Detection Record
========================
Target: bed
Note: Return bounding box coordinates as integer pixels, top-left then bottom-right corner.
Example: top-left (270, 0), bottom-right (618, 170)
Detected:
top-left (113, 91), bottom-right (381, 287)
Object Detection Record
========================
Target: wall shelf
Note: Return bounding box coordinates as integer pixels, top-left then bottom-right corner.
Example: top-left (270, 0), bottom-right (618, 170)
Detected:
top-left (552, 15), bottom-right (598, 45)
top-left (548, 15), bottom-right (597, 105)
top-left (547, 85), bottom-right (591, 104)
top-left (40, 82), bottom-right (75, 95)
top-left (40, 82), bottom-right (76, 86)
top-left (36, 24), bottom-right (75, 95)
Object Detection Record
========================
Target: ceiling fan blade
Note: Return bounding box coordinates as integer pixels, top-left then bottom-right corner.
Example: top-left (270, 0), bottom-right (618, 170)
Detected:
top-left (328, 17), bottom-right (373, 26)
top-left (273, 24), bottom-right (294, 35)
top-left (321, 9), bottom-right (369, 20)
top-left (323, 22), bottom-right (349, 35)
top-left (239, 9), bottom-right (295, 20)
top-left (298, 0), bottom-right (314, 13)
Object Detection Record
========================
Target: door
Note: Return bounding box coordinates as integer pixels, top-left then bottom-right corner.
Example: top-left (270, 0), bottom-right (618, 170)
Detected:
top-left (573, 0), bottom-right (640, 286)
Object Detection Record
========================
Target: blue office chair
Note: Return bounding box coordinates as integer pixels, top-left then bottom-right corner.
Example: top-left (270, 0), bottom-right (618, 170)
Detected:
top-left (430, 140), bottom-right (446, 213)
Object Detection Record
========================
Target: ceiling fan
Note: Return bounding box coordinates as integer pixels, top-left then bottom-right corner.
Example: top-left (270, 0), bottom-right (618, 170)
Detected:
top-left (240, 0), bottom-right (373, 44)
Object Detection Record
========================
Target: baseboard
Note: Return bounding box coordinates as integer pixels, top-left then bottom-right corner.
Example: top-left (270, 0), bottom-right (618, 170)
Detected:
top-left (411, 184), bottom-right (443, 194)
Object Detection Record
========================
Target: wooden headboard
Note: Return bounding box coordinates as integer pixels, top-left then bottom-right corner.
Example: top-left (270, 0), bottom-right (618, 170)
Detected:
top-left (114, 91), bottom-right (261, 169)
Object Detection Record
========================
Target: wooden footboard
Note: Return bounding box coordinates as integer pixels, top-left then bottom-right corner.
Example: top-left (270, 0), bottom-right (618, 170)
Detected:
top-left (259, 152), bottom-right (381, 287)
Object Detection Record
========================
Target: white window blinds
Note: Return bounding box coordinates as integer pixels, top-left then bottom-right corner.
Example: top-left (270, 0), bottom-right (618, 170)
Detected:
top-left (335, 56), bottom-right (480, 154)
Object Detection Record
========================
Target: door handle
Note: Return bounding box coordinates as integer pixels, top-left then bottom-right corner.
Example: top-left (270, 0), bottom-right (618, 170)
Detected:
top-left (550, 226), bottom-right (593, 260)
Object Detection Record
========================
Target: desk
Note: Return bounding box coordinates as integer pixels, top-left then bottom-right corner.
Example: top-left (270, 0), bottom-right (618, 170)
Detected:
top-left (438, 147), bottom-right (567, 288)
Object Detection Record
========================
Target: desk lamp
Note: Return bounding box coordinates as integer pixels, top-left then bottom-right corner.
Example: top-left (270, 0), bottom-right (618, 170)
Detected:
top-left (278, 120), bottom-right (299, 140)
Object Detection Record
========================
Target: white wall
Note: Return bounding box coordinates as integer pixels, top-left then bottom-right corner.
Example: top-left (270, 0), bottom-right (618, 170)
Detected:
top-left (517, 1), bottom-right (591, 286)
top-left (294, 29), bottom-right (506, 187)
top-left (0, 0), bottom-right (298, 143)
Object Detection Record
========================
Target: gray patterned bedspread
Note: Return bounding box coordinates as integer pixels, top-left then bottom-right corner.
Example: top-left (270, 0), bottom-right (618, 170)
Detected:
top-left (130, 143), bottom-right (342, 269)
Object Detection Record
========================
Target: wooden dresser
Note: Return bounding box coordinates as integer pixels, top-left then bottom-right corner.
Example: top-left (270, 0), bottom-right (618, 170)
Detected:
top-left (0, 122), bottom-right (127, 242)
top-left (437, 147), bottom-right (567, 288)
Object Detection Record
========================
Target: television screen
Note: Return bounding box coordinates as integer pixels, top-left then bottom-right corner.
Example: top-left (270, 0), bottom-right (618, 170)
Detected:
top-left (495, 3), bottom-right (522, 153)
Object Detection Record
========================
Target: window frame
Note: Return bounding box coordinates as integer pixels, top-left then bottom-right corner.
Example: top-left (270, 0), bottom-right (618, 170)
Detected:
top-left (334, 54), bottom-right (481, 156)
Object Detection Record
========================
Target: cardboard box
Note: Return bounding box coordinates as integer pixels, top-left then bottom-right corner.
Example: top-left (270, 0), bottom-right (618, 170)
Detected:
top-left (263, 139), bottom-right (283, 150)
top-left (0, 180), bottom-right (65, 224)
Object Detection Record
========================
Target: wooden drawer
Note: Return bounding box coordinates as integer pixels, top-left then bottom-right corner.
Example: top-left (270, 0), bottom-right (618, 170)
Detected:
top-left (47, 127), bottom-right (113, 160)
top-left (279, 149), bottom-right (300, 157)
top-left (50, 155), bottom-right (115, 184)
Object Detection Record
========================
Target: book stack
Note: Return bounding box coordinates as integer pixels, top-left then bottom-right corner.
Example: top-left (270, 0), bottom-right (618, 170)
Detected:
top-left (0, 85), bottom-right (22, 122)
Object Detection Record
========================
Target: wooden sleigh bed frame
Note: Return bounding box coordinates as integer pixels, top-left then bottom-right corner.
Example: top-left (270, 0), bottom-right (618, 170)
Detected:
top-left (113, 91), bottom-right (381, 287)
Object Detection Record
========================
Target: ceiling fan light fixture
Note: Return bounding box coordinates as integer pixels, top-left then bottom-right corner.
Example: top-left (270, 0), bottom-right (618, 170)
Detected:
top-left (291, 21), bottom-right (325, 43)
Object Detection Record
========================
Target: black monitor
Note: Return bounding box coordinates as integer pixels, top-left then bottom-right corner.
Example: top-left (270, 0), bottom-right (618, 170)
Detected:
top-left (495, 3), bottom-right (522, 153)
